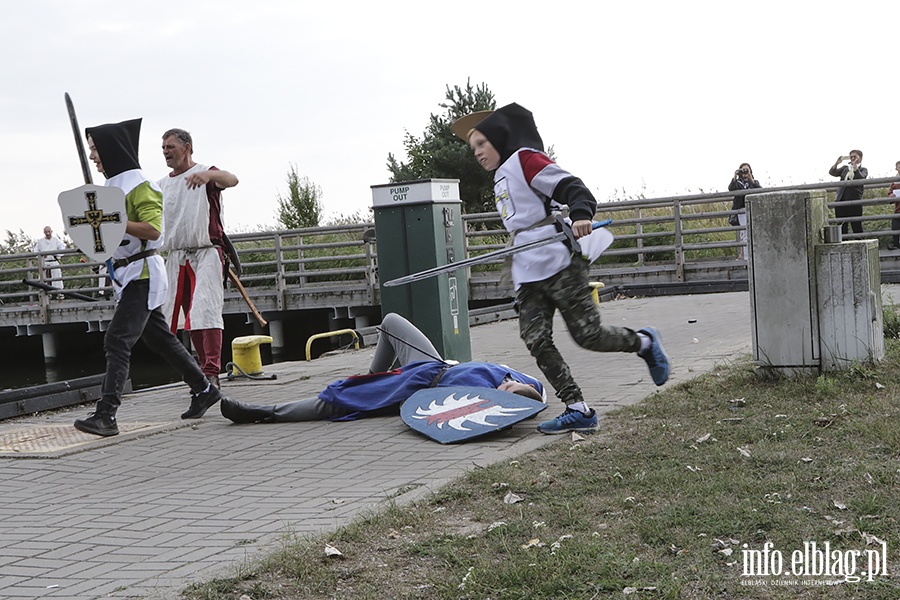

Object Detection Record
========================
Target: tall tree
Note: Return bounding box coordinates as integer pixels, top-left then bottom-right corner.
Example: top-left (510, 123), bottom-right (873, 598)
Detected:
top-left (387, 80), bottom-right (497, 214)
top-left (276, 164), bottom-right (323, 229)
top-left (1, 229), bottom-right (35, 255)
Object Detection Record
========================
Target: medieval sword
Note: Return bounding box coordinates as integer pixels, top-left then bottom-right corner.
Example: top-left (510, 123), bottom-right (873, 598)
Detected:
top-left (382, 219), bottom-right (612, 288)
top-left (59, 93), bottom-right (126, 266)
top-left (64, 92), bottom-right (92, 185)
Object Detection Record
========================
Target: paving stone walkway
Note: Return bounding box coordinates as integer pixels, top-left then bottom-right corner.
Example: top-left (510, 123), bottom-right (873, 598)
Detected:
top-left (0, 292), bottom-right (753, 599)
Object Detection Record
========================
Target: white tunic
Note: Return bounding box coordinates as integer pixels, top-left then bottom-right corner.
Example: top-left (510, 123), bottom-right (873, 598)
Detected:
top-left (106, 169), bottom-right (167, 310)
top-left (33, 235), bottom-right (66, 290)
top-left (33, 236), bottom-right (65, 262)
top-left (495, 148), bottom-right (613, 289)
top-left (158, 164), bottom-right (225, 331)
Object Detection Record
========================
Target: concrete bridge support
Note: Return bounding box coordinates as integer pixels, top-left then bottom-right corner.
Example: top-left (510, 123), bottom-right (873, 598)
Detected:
top-left (41, 332), bottom-right (58, 362)
top-left (267, 320), bottom-right (285, 355)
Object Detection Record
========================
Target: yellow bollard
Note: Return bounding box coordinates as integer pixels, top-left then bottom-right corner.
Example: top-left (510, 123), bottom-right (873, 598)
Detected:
top-left (230, 335), bottom-right (273, 376)
top-left (589, 281), bottom-right (605, 305)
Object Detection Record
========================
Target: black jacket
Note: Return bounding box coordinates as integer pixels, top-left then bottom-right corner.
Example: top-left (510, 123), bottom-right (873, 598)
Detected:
top-left (728, 177), bottom-right (761, 210)
top-left (829, 165), bottom-right (868, 202)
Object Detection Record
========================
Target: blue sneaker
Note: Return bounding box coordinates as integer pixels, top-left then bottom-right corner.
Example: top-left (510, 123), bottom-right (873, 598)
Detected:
top-left (638, 327), bottom-right (670, 386)
top-left (537, 408), bottom-right (599, 435)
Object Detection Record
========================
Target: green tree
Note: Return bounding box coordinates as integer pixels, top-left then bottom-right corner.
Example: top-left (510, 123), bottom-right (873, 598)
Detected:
top-left (276, 164), bottom-right (323, 229)
top-left (1, 229), bottom-right (35, 254)
top-left (386, 80), bottom-right (497, 214)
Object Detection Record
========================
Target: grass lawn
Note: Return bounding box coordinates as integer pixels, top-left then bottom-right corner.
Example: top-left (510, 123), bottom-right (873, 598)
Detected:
top-left (183, 340), bottom-right (900, 599)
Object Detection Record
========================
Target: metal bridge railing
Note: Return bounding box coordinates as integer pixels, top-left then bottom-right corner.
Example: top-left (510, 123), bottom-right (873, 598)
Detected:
top-left (3, 176), bottom-right (900, 329)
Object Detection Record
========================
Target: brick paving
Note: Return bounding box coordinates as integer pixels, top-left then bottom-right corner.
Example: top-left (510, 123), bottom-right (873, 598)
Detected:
top-left (0, 292), bottom-right (753, 599)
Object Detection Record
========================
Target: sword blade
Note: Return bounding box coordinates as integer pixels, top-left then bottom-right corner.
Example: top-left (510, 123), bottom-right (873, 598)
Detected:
top-left (382, 220), bottom-right (611, 288)
top-left (64, 93), bottom-right (93, 185)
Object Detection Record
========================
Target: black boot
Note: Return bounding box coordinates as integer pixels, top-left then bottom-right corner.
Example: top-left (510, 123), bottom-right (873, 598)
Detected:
top-left (74, 402), bottom-right (119, 437)
top-left (182, 385), bottom-right (224, 419)
top-left (220, 397), bottom-right (276, 424)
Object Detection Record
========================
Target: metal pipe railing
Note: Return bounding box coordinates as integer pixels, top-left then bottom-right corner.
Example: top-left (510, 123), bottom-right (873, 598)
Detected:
top-left (4, 179), bottom-right (900, 323)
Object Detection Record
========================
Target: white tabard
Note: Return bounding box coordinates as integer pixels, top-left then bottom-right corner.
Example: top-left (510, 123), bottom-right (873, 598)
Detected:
top-left (158, 164), bottom-right (224, 331)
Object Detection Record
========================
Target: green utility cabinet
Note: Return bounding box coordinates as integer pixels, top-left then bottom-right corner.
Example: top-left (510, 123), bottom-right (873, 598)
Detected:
top-left (371, 179), bottom-right (471, 362)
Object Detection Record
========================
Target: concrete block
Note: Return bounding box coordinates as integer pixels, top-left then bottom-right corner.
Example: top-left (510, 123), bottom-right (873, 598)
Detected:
top-left (816, 240), bottom-right (884, 370)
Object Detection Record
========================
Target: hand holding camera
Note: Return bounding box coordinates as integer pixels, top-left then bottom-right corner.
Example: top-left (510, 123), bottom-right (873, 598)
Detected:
top-left (735, 168), bottom-right (750, 177)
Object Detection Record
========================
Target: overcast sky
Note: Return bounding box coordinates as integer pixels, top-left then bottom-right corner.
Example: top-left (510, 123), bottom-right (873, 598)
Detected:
top-left (2, 0), bottom-right (898, 242)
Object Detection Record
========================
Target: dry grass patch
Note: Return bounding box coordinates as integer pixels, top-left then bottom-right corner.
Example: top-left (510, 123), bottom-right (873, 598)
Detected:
top-left (184, 342), bottom-right (900, 600)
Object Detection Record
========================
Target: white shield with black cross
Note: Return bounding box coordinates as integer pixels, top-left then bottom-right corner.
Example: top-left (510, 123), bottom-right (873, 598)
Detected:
top-left (57, 184), bottom-right (127, 262)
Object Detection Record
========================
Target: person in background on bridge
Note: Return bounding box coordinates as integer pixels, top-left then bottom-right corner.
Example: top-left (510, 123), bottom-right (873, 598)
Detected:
top-left (73, 118), bottom-right (228, 437)
top-left (727, 163), bottom-right (761, 260)
top-left (887, 161), bottom-right (900, 250)
top-left (829, 150), bottom-right (868, 236)
top-left (219, 312), bottom-right (545, 423)
top-left (450, 102), bottom-right (670, 435)
top-left (33, 226), bottom-right (66, 292)
top-left (158, 129), bottom-right (239, 389)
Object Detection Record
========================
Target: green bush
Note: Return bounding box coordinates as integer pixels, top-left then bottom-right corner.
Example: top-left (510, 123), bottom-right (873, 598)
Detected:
top-left (883, 302), bottom-right (900, 339)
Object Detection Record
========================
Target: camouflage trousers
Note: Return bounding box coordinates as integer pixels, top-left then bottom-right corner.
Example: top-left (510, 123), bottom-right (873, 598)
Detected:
top-left (517, 255), bottom-right (640, 405)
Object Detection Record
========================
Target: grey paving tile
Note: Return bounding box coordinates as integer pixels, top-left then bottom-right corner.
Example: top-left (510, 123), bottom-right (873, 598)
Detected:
top-left (0, 292), bottom-right (759, 598)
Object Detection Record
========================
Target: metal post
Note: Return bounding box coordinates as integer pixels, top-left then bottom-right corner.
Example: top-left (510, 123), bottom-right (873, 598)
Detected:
top-left (274, 234), bottom-right (285, 312)
top-left (635, 207), bottom-right (644, 265)
top-left (297, 233), bottom-right (307, 287)
top-left (673, 199), bottom-right (684, 282)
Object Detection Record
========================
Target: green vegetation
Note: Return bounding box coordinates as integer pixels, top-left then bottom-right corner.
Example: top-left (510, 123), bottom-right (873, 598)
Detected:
top-left (276, 164), bottom-right (324, 230)
top-left (597, 186), bottom-right (898, 266)
top-left (386, 80), bottom-right (497, 215)
top-left (0, 229), bottom-right (36, 254)
top-left (228, 228), bottom-right (375, 288)
top-left (182, 327), bottom-right (900, 599)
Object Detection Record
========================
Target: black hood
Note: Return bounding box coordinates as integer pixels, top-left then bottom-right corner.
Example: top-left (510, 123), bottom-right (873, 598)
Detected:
top-left (474, 103), bottom-right (544, 164)
top-left (85, 118), bottom-right (142, 178)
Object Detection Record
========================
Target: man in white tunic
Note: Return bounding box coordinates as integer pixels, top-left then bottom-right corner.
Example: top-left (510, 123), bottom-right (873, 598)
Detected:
top-left (158, 129), bottom-right (239, 388)
top-left (33, 226), bottom-right (66, 291)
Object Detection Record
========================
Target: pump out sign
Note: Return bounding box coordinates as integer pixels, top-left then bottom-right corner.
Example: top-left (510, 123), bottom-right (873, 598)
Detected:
top-left (370, 178), bottom-right (461, 207)
top-left (390, 186), bottom-right (410, 202)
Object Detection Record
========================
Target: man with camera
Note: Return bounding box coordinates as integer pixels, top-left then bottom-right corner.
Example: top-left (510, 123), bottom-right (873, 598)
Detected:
top-left (727, 163), bottom-right (761, 260)
top-left (829, 150), bottom-right (868, 235)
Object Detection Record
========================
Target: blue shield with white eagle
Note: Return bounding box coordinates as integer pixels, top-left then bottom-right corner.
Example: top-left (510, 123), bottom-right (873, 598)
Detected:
top-left (401, 386), bottom-right (547, 444)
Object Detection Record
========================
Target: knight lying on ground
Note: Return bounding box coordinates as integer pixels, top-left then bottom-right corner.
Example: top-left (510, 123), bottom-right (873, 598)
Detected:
top-left (220, 313), bottom-right (545, 423)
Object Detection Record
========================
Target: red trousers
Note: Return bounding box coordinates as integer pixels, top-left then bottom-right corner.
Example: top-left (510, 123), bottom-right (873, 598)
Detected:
top-left (190, 328), bottom-right (222, 377)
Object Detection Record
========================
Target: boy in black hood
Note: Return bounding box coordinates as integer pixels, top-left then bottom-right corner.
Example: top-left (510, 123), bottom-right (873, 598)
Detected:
top-left (73, 118), bottom-right (227, 437)
top-left (453, 103), bottom-right (670, 435)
